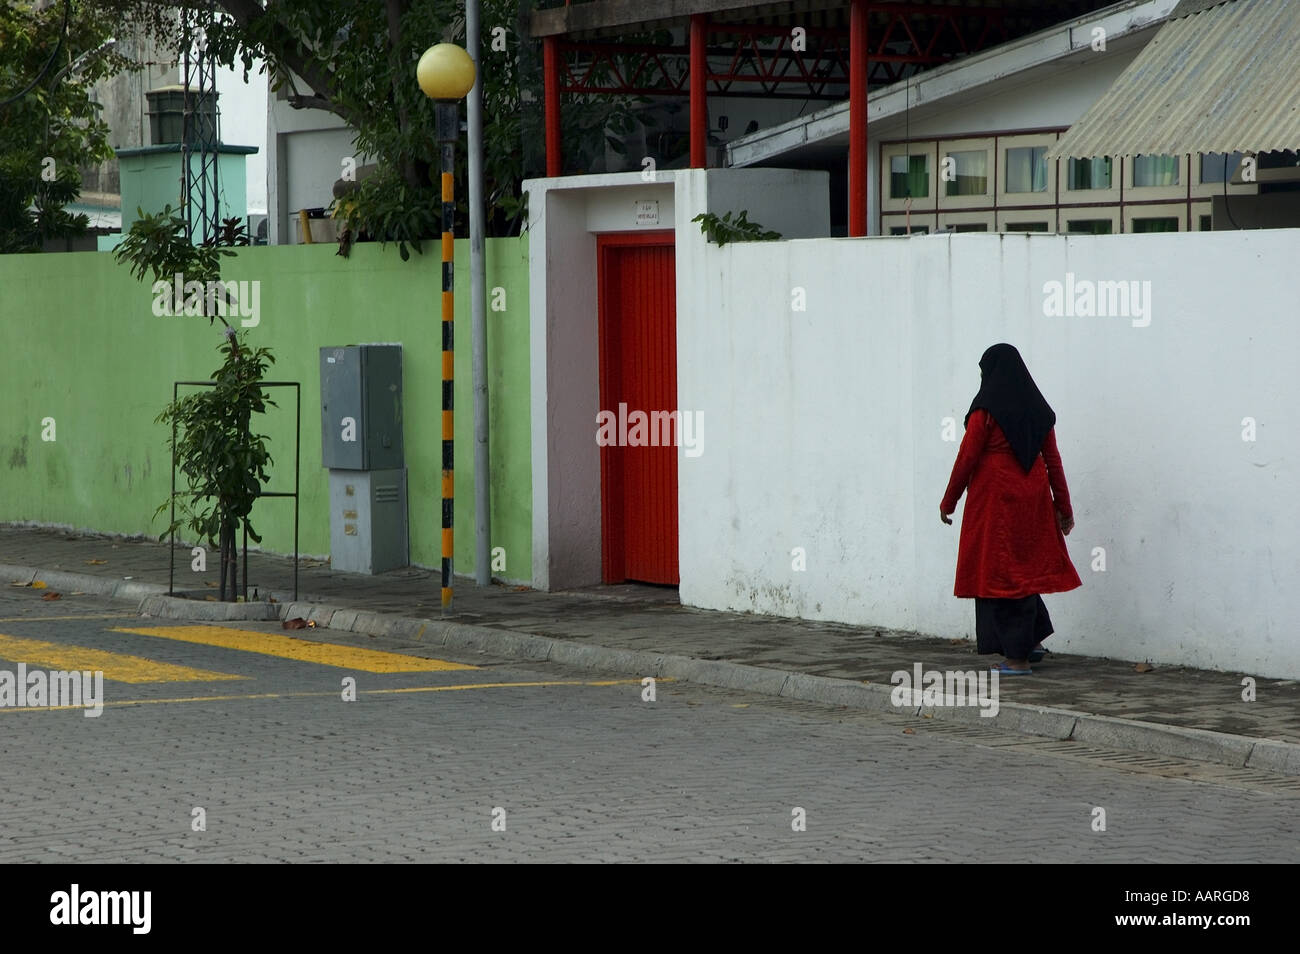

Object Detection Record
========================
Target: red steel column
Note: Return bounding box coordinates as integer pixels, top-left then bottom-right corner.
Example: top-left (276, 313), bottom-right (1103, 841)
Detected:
top-left (543, 36), bottom-right (561, 177)
top-left (849, 0), bottom-right (868, 236)
top-left (690, 15), bottom-right (707, 169)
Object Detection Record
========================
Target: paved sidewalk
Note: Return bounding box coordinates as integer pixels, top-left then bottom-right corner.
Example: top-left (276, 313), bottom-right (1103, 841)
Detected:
top-left (2, 524), bottom-right (1298, 774)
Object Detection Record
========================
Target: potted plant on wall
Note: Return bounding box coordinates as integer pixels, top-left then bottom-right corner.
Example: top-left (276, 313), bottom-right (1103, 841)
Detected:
top-left (114, 206), bottom-right (274, 601)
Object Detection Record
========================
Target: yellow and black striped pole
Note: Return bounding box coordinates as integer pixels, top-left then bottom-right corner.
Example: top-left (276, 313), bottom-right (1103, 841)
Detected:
top-left (441, 132), bottom-right (457, 613)
top-left (417, 44), bottom-right (476, 616)
top-left (439, 133), bottom-right (455, 613)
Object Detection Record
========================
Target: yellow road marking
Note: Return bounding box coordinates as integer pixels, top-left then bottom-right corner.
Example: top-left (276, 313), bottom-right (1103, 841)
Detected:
top-left (0, 633), bottom-right (244, 684)
top-left (0, 677), bottom-right (672, 712)
top-left (111, 625), bottom-right (479, 673)
top-left (0, 621), bottom-right (138, 629)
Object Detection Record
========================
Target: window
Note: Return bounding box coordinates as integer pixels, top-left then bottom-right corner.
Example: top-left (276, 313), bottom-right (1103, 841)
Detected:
top-left (1006, 146), bottom-right (1048, 193)
top-left (1133, 155), bottom-right (1179, 187)
top-left (943, 150), bottom-right (988, 196)
top-left (1200, 152), bottom-right (1244, 184)
top-left (1132, 217), bottom-right (1179, 232)
top-left (953, 223), bottom-right (988, 232)
top-left (1004, 222), bottom-right (1049, 232)
top-left (889, 225), bottom-right (929, 235)
top-left (1200, 215), bottom-right (1212, 231)
top-left (1066, 156), bottom-right (1112, 190)
top-left (1067, 219), bottom-right (1113, 235)
top-left (890, 154), bottom-right (929, 199)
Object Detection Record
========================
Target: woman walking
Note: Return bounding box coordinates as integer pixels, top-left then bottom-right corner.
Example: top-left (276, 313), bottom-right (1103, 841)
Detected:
top-left (940, 343), bottom-right (1081, 673)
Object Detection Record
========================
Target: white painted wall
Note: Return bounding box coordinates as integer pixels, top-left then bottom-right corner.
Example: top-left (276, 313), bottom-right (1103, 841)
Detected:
top-left (675, 201), bottom-right (1300, 678)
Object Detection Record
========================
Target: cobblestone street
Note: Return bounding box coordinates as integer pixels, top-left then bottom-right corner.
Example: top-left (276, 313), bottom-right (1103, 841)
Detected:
top-left (1, 592), bottom-right (1295, 863)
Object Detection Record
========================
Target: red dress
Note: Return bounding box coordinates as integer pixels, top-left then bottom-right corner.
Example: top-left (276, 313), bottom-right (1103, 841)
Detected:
top-left (941, 408), bottom-right (1082, 599)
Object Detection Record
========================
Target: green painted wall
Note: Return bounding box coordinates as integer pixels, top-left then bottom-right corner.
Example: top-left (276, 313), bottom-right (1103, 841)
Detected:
top-left (0, 237), bottom-right (532, 583)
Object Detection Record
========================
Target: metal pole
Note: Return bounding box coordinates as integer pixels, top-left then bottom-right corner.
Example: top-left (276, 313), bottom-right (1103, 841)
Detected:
top-left (294, 382), bottom-right (300, 602)
top-left (436, 102), bottom-right (458, 614)
top-left (849, 0), bottom-right (868, 236)
top-left (543, 37), bottom-right (561, 177)
top-left (169, 382), bottom-right (178, 596)
top-left (467, 0), bottom-right (491, 587)
top-left (689, 16), bottom-right (707, 169)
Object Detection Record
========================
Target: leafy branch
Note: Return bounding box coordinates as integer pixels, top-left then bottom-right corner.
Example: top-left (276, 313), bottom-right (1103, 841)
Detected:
top-left (692, 210), bottom-right (782, 247)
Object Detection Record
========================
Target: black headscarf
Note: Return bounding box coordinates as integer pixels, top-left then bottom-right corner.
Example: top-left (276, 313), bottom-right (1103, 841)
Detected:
top-left (964, 343), bottom-right (1056, 473)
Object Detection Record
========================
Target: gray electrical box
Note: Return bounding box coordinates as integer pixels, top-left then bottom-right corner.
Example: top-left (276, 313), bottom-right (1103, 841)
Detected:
top-left (320, 345), bottom-right (404, 470)
top-left (328, 469), bottom-right (409, 574)
top-left (320, 344), bottom-right (409, 575)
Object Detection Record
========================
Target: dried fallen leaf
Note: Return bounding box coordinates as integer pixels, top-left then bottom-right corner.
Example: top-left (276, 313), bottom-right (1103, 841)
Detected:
top-left (902, 728), bottom-right (916, 735)
top-left (283, 617), bottom-right (309, 630)
top-left (31, 580), bottom-right (47, 589)
top-left (1135, 662), bottom-right (1155, 673)
top-left (86, 559), bottom-right (107, 565)
top-left (947, 638), bottom-right (966, 645)
top-left (203, 596), bottom-right (216, 601)
top-left (204, 581), bottom-right (219, 588)
top-left (512, 585), bottom-right (529, 592)
top-left (41, 592), bottom-right (61, 601)
top-left (922, 712), bottom-right (934, 719)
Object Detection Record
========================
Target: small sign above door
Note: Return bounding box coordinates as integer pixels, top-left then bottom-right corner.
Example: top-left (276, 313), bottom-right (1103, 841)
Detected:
top-left (634, 199), bottom-right (660, 226)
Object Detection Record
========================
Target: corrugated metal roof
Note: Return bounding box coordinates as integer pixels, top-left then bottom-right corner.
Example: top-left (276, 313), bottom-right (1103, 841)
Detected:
top-left (1047, 0), bottom-right (1300, 159)
top-left (1170, 0), bottom-right (1232, 15)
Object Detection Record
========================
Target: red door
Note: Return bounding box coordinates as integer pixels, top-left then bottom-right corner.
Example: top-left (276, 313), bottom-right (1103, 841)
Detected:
top-left (597, 232), bottom-right (679, 585)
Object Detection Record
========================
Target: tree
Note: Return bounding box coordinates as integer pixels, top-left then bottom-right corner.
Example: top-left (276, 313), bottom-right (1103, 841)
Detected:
top-left (115, 204), bottom-right (274, 602)
top-left (97, 0), bottom-right (664, 252)
top-left (0, 0), bottom-right (130, 252)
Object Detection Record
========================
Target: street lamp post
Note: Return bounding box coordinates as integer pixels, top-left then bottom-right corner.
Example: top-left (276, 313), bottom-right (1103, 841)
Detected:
top-left (417, 44), bottom-right (475, 615)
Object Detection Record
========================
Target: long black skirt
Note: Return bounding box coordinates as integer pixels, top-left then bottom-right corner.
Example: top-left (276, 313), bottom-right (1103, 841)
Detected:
top-left (975, 594), bottom-right (1053, 660)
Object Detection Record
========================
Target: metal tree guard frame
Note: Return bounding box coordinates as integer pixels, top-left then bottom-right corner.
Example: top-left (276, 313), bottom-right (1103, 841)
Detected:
top-left (167, 380), bottom-right (301, 602)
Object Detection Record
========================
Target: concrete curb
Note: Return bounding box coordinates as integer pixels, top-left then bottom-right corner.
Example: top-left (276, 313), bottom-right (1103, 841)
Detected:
top-left (5, 561), bottom-right (1299, 776)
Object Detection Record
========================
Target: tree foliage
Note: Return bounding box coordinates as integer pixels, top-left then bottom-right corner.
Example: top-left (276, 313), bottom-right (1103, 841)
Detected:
top-left (155, 330), bottom-right (276, 601)
top-left (0, 0), bottom-right (131, 252)
top-left (96, 0), bottom-right (667, 252)
top-left (692, 210), bottom-right (782, 246)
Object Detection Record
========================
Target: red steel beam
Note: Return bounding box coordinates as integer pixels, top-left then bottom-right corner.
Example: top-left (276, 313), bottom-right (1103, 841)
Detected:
top-left (849, 0), bottom-right (868, 236)
top-left (544, 35), bottom-right (562, 177)
top-left (690, 14), bottom-right (707, 168)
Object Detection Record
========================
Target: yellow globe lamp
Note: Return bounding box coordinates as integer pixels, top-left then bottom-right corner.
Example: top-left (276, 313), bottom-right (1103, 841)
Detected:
top-left (416, 43), bottom-right (476, 101)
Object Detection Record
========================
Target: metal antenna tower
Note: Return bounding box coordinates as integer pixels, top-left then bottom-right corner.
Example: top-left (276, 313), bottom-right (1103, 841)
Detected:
top-left (181, 0), bottom-right (220, 243)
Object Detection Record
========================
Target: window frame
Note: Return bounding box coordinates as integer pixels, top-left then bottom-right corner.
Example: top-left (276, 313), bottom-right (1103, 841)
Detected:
top-left (1061, 210), bottom-right (1120, 235)
top-left (937, 210), bottom-right (995, 232)
top-left (996, 213), bottom-right (1053, 233)
top-left (1061, 154), bottom-right (1121, 204)
top-left (1192, 152), bottom-right (1255, 198)
top-left (1125, 154), bottom-right (1188, 201)
top-left (881, 141), bottom-right (937, 213)
top-left (998, 134), bottom-right (1058, 206)
top-left (1124, 203), bottom-right (1186, 233)
top-left (937, 137), bottom-right (994, 211)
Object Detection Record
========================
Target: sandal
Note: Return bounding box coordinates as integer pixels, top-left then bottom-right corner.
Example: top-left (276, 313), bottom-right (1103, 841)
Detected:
top-left (991, 662), bottom-right (1032, 675)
